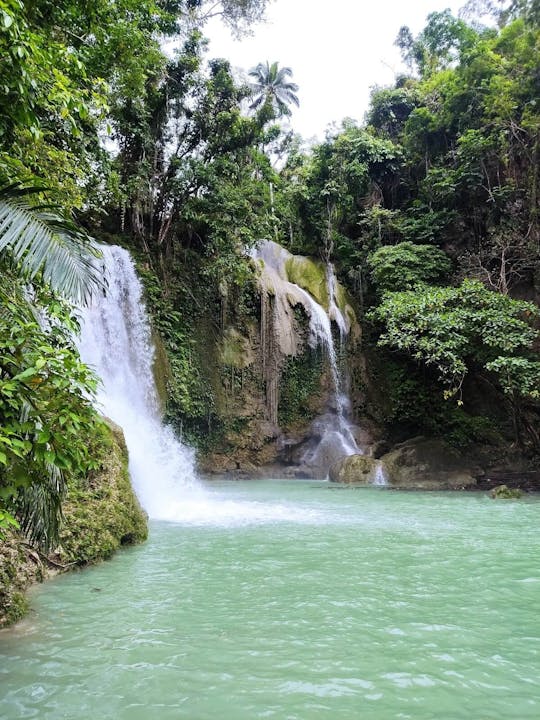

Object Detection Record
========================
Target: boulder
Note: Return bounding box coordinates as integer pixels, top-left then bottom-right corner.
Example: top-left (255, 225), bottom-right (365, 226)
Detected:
top-left (329, 454), bottom-right (383, 485)
top-left (379, 437), bottom-right (479, 490)
top-left (490, 484), bottom-right (523, 499)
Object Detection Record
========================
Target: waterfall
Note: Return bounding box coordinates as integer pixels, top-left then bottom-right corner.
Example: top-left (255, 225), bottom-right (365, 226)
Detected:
top-left (78, 245), bottom-right (199, 519)
top-left (77, 244), bottom-right (361, 521)
top-left (252, 240), bottom-right (359, 470)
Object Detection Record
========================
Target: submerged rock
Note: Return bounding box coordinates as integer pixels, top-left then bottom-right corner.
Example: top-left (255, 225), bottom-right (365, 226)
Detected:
top-left (380, 437), bottom-right (479, 490)
top-left (329, 454), bottom-right (383, 485)
top-left (490, 484), bottom-right (523, 499)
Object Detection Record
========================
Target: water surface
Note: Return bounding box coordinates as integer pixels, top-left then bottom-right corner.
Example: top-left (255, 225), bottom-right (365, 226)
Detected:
top-left (1, 481), bottom-right (539, 719)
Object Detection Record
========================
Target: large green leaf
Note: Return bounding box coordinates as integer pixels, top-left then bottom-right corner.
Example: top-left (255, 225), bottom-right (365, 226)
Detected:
top-left (0, 187), bottom-right (104, 305)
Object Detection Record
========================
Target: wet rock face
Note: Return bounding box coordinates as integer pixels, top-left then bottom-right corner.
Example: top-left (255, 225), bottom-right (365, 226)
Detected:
top-left (379, 437), bottom-right (479, 490)
top-left (329, 454), bottom-right (382, 485)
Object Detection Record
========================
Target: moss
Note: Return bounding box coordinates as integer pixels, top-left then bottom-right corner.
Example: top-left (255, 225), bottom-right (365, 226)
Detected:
top-left (285, 255), bottom-right (329, 309)
top-left (152, 330), bottom-right (171, 413)
top-left (490, 484), bottom-right (523, 499)
top-left (0, 538), bottom-right (35, 628)
top-left (278, 348), bottom-right (324, 428)
top-left (5, 591), bottom-right (28, 625)
top-left (219, 327), bottom-right (254, 369)
top-left (56, 421), bottom-right (148, 566)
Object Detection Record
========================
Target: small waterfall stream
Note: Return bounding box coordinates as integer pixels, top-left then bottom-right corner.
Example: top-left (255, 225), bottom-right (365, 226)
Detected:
top-left (78, 245), bottom-right (199, 519)
top-left (253, 240), bottom-right (359, 469)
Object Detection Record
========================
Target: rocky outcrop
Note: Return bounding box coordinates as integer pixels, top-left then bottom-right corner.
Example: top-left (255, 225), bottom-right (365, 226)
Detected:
top-left (54, 420), bottom-right (147, 566)
top-left (329, 454), bottom-right (385, 485)
top-left (490, 484), bottom-right (523, 499)
top-left (193, 241), bottom-right (364, 473)
top-left (379, 437), bottom-right (480, 490)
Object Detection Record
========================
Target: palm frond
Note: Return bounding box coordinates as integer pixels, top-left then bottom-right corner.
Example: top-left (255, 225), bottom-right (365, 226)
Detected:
top-left (0, 187), bottom-right (104, 305)
top-left (15, 465), bottom-right (65, 551)
top-left (248, 61), bottom-right (300, 119)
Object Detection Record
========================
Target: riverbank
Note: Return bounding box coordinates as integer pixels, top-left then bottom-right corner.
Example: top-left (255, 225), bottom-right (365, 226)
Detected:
top-left (0, 422), bottom-right (147, 628)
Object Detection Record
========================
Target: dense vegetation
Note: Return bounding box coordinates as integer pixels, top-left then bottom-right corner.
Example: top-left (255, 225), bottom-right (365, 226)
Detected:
top-left (0, 0), bottom-right (272, 542)
top-left (1, 0), bottom-right (539, 551)
top-left (277, 3), bottom-right (540, 449)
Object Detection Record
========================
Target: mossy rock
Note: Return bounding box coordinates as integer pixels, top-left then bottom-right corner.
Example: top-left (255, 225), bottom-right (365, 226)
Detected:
top-left (285, 255), bottom-right (329, 309)
top-left (329, 454), bottom-right (381, 485)
top-left (219, 327), bottom-right (254, 369)
top-left (0, 538), bottom-right (36, 628)
top-left (380, 437), bottom-right (478, 490)
top-left (56, 420), bottom-right (148, 565)
top-left (490, 484), bottom-right (523, 499)
top-left (152, 329), bottom-right (171, 413)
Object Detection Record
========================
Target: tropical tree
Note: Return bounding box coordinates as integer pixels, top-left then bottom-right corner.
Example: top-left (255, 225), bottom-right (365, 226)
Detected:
top-left (248, 61), bottom-right (299, 119)
top-left (0, 187), bottom-right (104, 546)
top-left (369, 280), bottom-right (540, 445)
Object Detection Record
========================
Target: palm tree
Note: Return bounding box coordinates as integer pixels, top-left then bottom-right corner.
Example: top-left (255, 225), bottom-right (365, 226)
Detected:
top-left (248, 61), bottom-right (300, 119)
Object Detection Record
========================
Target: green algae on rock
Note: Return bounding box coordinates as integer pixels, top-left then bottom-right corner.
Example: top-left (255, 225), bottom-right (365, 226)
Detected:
top-left (490, 484), bottom-right (523, 500)
top-left (285, 255), bottom-right (329, 309)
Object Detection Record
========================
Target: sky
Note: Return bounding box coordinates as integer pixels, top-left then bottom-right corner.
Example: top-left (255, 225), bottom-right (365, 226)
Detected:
top-left (205, 0), bottom-right (466, 140)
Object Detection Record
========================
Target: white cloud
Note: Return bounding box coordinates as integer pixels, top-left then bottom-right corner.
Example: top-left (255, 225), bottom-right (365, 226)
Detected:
top-left (204, 0), bottom-right (465, 139)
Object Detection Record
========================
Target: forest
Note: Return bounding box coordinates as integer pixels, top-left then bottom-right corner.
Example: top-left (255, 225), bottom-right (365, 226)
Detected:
top-left (0, 0), bottom-right (539, 556)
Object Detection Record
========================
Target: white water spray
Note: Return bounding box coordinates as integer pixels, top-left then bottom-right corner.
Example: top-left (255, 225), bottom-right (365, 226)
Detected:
top-left (79, 245), bottom-right (328, 524)
top-left (78, 246), bottom-right (200, 520)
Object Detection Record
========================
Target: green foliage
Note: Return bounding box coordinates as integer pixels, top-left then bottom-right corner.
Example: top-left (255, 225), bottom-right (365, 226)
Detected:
top-left (367, 85), bottom-right (419, 139)
top-left (0, 186), bottom-right (103, 304)
top-left (0, 286), bottom-right (102, 548)
top-left (278, 350), bottom-right (323, 428)
top-left (486, 357), bottom-right (540, 399)
top-left (370, 279), bottom-right (539, 397)
top-left (137, 256), bottom-right (220, 446)
top-left (372, 353), bottom-right (503, 447)
top-left (284, 122), bottom-right (402, 260)
top-left (396, 10), bottom-right (479, 78)
top-left (368, 241), bottom-right (452, 292)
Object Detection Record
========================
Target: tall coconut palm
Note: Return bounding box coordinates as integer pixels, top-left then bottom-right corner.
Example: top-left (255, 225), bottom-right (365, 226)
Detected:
top-left (248, 61), bottom-right (300, 118)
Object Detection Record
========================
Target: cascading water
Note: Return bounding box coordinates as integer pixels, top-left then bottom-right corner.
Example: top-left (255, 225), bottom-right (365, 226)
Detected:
top-left (78, 245), bottom-right (199, 520)
top-left (79, 245), bottom-right (325, 523)
top-left (252, 240), bottom-right (359, 470)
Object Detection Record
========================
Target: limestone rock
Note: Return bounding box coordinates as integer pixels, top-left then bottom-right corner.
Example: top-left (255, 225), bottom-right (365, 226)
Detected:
top-left (380, 437), bottom-right (478, 490)
top-left (329, 454), bottom-right (382, 485)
